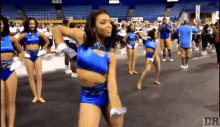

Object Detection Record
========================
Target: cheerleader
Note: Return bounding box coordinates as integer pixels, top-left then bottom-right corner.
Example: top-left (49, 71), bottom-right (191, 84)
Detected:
top-left (137, 29), bottom-right (161, 90)
top-left (17, 18), bottom-right (49, 103)
top-left (51, 9), bottom-right (126, 126)
top-left (1, 15), bottom-right (24, 127)
top-left (123, 24), bottom-right (139, 74)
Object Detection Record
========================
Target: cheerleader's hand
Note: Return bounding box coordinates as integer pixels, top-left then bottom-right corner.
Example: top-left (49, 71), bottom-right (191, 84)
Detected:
top-left (25, 52), bottom-right (31, 58)
top-left (37, 50), bottom-right (47, 56)
top-left (110, 107), bottom-right (127, 118)
top-left (10, 61), bottom-right (22, 71)
top-left (148, 58), bottom-right (154, 63)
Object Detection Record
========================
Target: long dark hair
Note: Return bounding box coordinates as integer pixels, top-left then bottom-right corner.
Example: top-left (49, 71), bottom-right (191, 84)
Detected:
top-left (0, 15), bottom-right (10, 37)
top-left (202, 24), bottom-right (209, 34)
top-left (23, 17), bottom-right (38, 33)
top-left (69, 22), bottom-right (76, 28)
top-left (203, 24), bottom-right (209, 30)
top-left (127, 24), bottom-right (135, 33)
top-left (147, 29), bottom-right (156, 41)
top-left (9, 21), bottom-right (15, 27)
top-left (84, 8), bottom-right (117, 49)
top-left (215, 21), bottom-right (219, 29)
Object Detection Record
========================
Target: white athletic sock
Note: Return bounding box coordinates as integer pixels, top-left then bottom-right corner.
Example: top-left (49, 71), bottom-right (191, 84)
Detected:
top-left (65, 65), bottom-right (70, 70)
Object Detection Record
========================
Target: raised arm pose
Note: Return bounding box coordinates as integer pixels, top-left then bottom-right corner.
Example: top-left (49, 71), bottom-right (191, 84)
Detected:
top-left (51, 9), bottom-right (126, 127)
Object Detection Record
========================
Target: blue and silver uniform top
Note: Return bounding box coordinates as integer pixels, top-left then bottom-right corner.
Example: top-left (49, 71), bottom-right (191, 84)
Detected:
top-left (144, 39), bottom-right (158, 58)
top-left (76, 42), bottom-right (110, 75)
top-left (24, 32), bottom-right (40, 45)
top-left (144, 39), bottom-right (157, 50)
top-left (127, 33), bottom-right (137, 41)
top-left (1, 36), bottom-right (14, 53)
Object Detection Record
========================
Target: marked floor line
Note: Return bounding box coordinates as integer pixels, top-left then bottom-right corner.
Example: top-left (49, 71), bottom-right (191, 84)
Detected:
top-left (192, 54), bottom-right (216, 60)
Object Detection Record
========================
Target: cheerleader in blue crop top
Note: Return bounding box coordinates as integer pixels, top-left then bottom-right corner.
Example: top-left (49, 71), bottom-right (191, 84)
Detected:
top-left (123, 24), bottom-right (139, 74)
top-left (51, 9), bottom-right (126, 126)
top-left (17, 18), bottom-right (49, 103)
top-left (137, 29), bottom-right (161, 90)
top-left (1, 15), bottom-right (24, 127)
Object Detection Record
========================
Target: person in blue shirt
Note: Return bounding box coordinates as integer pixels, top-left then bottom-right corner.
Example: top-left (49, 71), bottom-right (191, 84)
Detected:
top-left (175, 20), bottom-right (198, 69)
top-left (158, 17), bottom-right (173, 62)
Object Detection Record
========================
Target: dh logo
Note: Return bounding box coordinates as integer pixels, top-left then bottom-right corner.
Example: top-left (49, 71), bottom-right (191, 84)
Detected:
top-left (203, 117), bottom-right (220, 127)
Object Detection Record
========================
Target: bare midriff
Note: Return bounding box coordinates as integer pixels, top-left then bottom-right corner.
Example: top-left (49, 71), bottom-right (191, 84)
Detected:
top-left (77, 69), bottom-right (108, 87)
top-left (1, 53), bottom-right (14, 61)
top-left (26, 44), bottom-right (39, 50)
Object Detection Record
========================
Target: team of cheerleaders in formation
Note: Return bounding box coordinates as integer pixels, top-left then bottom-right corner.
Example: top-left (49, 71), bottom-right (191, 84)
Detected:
top-left (1, 8), bottom-right (219, 127)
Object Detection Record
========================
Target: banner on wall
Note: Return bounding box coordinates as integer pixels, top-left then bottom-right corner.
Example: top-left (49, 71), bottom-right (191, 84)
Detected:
top-left (111, 18), bottom-right (118, 23)
top-left (196, 5), bottom-right (200, 19)
top-left (157, 17), bottom-right (170, 22)
top-left (67, 17), bottom-right (73, 20)
top-left (131, 17), bottom-right (143, 22)
top-left (109, 0), bottom-right (120, 4)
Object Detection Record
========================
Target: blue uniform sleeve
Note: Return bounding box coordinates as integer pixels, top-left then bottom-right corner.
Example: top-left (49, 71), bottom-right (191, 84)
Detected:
top-left (158, 25), bottom-right (162, 30)
top-left (191, 27), bottom-right (198, 33)
top-left (169, 24), bottom-right (172, 29)
top-left (144, 39), bottom-right (150, 47)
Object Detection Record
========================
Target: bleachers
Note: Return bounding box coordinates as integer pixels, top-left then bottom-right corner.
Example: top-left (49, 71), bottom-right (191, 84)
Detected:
top-left (170, 1), bottom-right (213, 19)
top-left (99, 5), bottom-right (129, 21)
top-left (2, 1), bottom-right (218, 23)
top-left (23, 5), bottom-right (57, 20)
top-left (62, 6), bottom-right (92, 19)
top-left (135, 4), bottom-right (166, 22)
top-left (1, 4), bottom-right (19, 20)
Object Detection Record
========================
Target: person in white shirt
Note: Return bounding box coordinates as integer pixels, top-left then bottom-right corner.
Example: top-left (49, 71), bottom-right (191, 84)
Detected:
top-left (37, 24), bottom-right (45, 50)
top-left (135, 21), bottom-right (142, 32)
top-left (9, 21), bottom-right (21, 61)
top-left (141, 24), bottom-right (152, 53)
top-left (68, 22), bottom-right (78, 78)
top-left (42, 24), bottom-right (47, 33)
top-left (37, 24), bottom-right (44, 33)
top-left (44, 26), bottom-right (53, 57)
top-left (135, 21), bottom-right (144, 44)
top-left (19, 24), bottom-right (24, 33)
top-left (194, 23), bottom-right (203, 51)
top-left (119, 23), bottom-right (127, 54)
top-left (62, 20), bottom-right (72, 74)
top-left (9, 21), bottom-right (19, 37)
